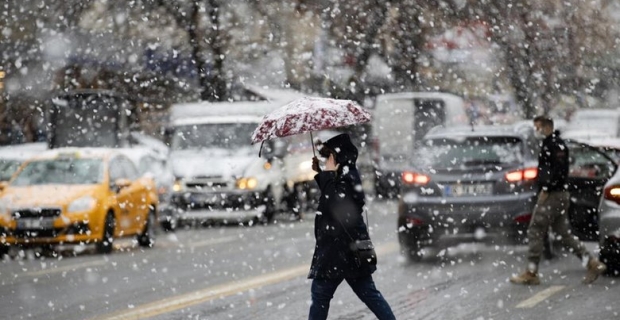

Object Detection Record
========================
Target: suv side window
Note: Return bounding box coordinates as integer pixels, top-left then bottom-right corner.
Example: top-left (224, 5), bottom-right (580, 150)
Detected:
top-left (569, 146), bottom-right (616, 179)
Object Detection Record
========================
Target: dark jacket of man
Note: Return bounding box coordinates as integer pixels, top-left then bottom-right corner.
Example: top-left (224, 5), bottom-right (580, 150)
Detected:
top-left (537, 130), bottom-right (569, 192)
top-left (308, 133), bottom-right (376, 279)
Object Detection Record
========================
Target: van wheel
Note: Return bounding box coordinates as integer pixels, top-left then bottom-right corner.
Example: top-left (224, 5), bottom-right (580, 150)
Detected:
top-left (262, 188), bottom-right (276, 223)
top-left (96, 212), bottom-right (115, 254)
top-left (138, 209), bottom-right (156, 248)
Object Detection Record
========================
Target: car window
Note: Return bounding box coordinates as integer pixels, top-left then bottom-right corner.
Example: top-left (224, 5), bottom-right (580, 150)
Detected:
top-left (118, 156), bottom-right (139, 180)
top-left (138, 156), bottom-right (154, 176)
top-left (12, 159), bottom-right (103, 186)
top-left (601, 149), bottom-right (620, 164)
top-left (139, 155), bottom-right (165, 176)
top-left (569, 146), bottom-right (616, 179)
top-left (414, 136), bottom-right (523, 169)
top-left (0, 159), bottom-right (22, 181)
top-left (109, 157), bottom-right (124, 182)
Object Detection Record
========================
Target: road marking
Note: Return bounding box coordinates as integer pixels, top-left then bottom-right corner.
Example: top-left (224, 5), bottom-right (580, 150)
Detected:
top-left (186, 236), bottom-right (238, 248)
top-left (91, 241), bottom-right (399, 320)
top-left (22, 260), bottom-right (107, 277)
top-left (515, 285), bottom-right (566, 308)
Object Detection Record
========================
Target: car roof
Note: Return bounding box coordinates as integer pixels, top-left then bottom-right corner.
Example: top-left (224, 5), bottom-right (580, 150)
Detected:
top-left (28, 147), bottom-right (124, 161)
top-left (172, 115), bottom-right (263, 126)
top-left (424, 124), bottom-right (533, 140)
top-left (169, 86), bottom-right (306, 123)
top-left (116, 147), bottom-right (165, 166)
top-left (0, 143), bottom-right (48, 161)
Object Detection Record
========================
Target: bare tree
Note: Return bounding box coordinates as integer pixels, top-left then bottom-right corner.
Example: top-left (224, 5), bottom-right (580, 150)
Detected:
top-left (156, 0), bottom-right (228, 101)
top-left (457, 0), bottom-right (617, 117)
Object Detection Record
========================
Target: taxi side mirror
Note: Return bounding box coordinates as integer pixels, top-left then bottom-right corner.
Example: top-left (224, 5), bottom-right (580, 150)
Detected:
top-left (112, 178), bottom-right (132, 192)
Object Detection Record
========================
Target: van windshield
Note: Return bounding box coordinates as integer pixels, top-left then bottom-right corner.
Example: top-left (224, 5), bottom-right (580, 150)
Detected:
top-left (171, 122), bottom-right (257, 151)
top-left (414, 136), bottom-right (523, 169)
top-left (373, 98), bottom-right (445, 158)
top-left (568, 114), bottom-right (618, 131)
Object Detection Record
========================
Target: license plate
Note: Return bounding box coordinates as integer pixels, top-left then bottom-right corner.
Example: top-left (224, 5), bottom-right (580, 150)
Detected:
top-left (191, 194), bottom-right (219, 205)
top-left (17, 218), bottom-right (54, 230)
top-left (445, 183), bottom-right (492, 197)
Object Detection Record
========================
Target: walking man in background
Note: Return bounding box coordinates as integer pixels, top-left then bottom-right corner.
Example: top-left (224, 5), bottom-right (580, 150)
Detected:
top-left (510, 116), bottom-right (607, 285)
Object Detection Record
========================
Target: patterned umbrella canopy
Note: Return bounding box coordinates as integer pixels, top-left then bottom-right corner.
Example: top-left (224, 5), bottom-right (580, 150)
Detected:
top-left (251, 97), bottom-right (371, 148)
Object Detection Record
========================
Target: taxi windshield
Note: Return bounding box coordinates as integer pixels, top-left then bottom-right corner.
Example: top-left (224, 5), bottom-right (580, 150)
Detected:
top-left (12, 158), bottom-right (104, 186)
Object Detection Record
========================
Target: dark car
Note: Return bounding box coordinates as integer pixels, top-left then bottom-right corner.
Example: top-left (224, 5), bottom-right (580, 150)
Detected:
top-left (565, 141), bottom-right (617, 240)
top-left (397, 124), bottom-right (616, 261)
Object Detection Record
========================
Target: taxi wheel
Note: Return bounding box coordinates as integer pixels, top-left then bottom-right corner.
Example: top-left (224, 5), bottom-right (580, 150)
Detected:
top-left (138, 209), bottom-right (156, 248)
top-left (96, 212), bottom-right (115, 254)
top-left (0, 245), bottom-right (8, 257)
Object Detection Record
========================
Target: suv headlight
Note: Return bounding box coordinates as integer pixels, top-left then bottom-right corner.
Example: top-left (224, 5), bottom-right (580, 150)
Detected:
top-left (68, 196), bottom-right (96, 213)
top-left (236, 177), bottom-right (258, 190)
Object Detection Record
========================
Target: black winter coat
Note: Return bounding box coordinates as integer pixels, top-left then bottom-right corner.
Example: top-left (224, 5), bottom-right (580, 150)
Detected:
top-left (537, 131), bottom-right (569, 192)
top-left (308, 134), bottom-right (376, 279)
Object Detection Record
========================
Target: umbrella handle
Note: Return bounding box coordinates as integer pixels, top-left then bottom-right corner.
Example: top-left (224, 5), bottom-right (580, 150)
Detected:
top-left (310, 132), bottom-right (316, 157)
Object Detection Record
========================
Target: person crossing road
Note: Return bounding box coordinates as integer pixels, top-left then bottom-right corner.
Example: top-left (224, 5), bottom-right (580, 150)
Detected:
top-left (510, 116), bottom-right (607, 285)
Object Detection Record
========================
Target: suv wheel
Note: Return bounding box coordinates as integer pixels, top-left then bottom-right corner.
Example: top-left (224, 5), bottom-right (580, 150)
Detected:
top-left (399, 233), bottom-right (423, 262)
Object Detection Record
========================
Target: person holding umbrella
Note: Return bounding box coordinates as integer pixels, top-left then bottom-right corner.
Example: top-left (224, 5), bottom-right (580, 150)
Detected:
top-left (250, 97), bottom-right (394, 319)
top-left (307, 133), bottom-right (395, 320)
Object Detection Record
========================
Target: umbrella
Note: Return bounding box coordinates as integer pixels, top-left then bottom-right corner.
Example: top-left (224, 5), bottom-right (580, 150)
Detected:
top-left (251, 97), bottom-right (371, 157)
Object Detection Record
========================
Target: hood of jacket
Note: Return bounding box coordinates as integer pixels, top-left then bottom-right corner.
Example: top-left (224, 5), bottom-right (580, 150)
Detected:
top-left (322, 133), bottom-right (358, 167)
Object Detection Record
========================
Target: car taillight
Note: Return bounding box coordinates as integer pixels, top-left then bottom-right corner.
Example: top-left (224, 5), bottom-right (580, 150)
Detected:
top-left (513, 213), bottom-right (532, 224)
top-left (506, 168), bottom-right (538, 182)
top-left (604, 185), bottom-right (620, 205)
top-left (402, 171), bottom-right (430, 185)
top-left (406, 217), bottom-right (424, 226)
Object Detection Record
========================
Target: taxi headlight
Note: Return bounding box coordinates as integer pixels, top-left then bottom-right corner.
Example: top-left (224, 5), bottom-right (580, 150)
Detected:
top-left (68, 196), bottom-right (96, 213)
top-left (236, 177), bottom-right (258, 190)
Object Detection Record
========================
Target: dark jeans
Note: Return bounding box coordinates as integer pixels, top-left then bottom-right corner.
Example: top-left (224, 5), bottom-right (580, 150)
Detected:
top-left (309, 275), bottom-right (396, 320)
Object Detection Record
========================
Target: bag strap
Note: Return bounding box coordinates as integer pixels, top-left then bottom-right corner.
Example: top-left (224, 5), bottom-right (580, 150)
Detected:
top-left (336, 205), bottom-right (371, 243)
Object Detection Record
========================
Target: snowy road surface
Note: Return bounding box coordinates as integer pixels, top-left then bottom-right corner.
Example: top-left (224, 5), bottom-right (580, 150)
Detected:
top-left (0, 200), bottom-right (618, 320)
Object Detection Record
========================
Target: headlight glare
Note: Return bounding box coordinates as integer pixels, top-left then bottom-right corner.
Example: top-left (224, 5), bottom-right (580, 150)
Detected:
top-left (236, 177), bottom-right (258, 190)
top-left (172, 180), bottom-right (183, 192)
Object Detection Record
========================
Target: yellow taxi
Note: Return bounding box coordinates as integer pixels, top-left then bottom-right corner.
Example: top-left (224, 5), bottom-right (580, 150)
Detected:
top-left (0, 148), bottom-right (159, 254)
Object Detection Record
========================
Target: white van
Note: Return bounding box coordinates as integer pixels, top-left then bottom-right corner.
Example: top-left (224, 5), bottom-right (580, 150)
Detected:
top-left (370, 92), bottom-right (468, 197)
top-left (165, 86), bottom-right (310, 226)
top-left (563, 108), bottom-right (620, 142)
